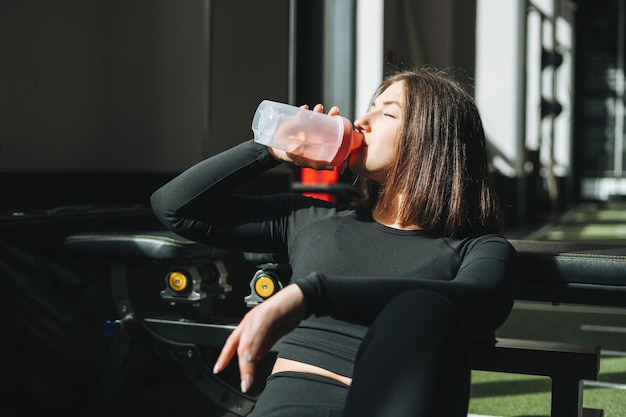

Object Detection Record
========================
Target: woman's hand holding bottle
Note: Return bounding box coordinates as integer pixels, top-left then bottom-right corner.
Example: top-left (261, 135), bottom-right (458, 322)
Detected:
top-left (263, 103), bottom-right (354, 174)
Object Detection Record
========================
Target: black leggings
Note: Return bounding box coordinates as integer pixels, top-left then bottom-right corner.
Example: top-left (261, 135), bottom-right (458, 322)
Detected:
top-left (250, 289), bottom-right (471, 417)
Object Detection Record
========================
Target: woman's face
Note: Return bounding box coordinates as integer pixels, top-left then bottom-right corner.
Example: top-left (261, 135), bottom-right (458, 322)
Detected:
top-left (349, 80), bottom-right (405, 183)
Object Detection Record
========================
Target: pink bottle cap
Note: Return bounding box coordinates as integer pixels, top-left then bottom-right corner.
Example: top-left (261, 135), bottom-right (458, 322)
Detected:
top-left (330, 117), bottom-right (364, 166)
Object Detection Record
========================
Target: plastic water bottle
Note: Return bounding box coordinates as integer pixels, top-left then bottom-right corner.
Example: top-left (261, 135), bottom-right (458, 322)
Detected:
top-left (252, 100), bottom-right (363, 166)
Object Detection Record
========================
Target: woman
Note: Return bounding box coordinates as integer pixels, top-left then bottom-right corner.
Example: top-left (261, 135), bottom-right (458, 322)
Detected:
top-left (150, 67), bottom-right (517, 416)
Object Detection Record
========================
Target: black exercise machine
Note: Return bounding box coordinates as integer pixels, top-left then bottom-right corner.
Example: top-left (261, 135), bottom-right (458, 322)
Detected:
top-left (65, 230), bottom-right (626, 417)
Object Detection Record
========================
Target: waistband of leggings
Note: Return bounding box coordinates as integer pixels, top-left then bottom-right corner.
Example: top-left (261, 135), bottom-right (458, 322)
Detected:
top-left (267, 371), bottom-right (350, 388)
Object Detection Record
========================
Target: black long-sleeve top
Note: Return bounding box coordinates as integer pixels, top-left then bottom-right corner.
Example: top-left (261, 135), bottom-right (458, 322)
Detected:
top-left (150, 139), bottom-right (518, 378)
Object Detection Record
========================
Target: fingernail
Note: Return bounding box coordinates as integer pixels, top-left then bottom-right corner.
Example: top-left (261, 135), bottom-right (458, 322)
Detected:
top-left (212, 362), bottom-right (220, 374)
top-left (241, 374), bottom-right (252, 393)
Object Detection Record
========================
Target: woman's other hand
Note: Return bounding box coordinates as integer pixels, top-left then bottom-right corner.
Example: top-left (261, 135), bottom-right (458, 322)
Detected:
top-left (212, 283), bottom-right (307, 394)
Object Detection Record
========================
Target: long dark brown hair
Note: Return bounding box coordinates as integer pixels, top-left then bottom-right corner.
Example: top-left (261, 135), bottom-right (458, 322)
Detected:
top-left (358, 67), bottom-right (501, 237)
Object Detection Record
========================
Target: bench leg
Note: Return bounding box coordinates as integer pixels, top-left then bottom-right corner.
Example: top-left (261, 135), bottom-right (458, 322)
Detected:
top-left (550, 377), bottom-right (583, 417)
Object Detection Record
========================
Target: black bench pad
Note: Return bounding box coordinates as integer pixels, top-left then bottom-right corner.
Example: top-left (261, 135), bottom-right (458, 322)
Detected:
top-left (509, 239), bottom-right (626, 307)
top-left (64, 230), bottom-right (227, 262)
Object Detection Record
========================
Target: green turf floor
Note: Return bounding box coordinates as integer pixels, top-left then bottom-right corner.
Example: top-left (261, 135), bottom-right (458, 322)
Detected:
top-left (468, 302), bottom-right (626, 417)
top-left (528, 201), bottom-right (626, 244)
top-left (470, 202), bottom-right (626, 416)
top-left (470, 355), bottom-right (626, 416)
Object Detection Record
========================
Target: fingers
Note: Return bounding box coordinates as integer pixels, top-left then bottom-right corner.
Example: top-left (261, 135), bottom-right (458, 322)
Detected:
top-left (213, 313), bottom-right (268, 394)
top-left (212, 322), bottom-right (258, 394)
top-left (271, 145), bottom-right (334, 171)
top-left (327, 105), bottom-right (340, 116)
top-left (213, 287), bottom-right (306, 394)
top-left (314, 104), bottom-right (339, 116)
top-left (213, 326), bottom-right (240, 375)
top-left (291, 104), bottom-right (339, 171)
top-left (303, 103), bottom-right (340, 116)
top-left (236, 330), bottom-right (282, 393)
top-left (290, 153), bottom-right (334, 171)
top-left (237, 347), bottom-right (257, 394)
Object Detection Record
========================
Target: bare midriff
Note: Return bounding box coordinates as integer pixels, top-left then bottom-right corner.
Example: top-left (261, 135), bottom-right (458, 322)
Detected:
top-left (271, 357), bottom-right (352, 386)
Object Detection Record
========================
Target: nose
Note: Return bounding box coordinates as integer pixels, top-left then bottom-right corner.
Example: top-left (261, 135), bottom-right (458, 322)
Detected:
top-left (353, 113), bottom-right (370, 132)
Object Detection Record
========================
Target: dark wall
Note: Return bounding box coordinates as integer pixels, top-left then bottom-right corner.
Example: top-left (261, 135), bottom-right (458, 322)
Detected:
top-left (1, 0), bottom-right (290, 213)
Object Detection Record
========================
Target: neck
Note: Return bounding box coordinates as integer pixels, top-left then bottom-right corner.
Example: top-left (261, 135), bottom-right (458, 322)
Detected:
top-left (372, 199), bottom-right (421, 230)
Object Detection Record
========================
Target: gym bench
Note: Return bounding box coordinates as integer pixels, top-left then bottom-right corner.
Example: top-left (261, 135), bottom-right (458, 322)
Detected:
top-left (64, 231), bottom-right (626, 417)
